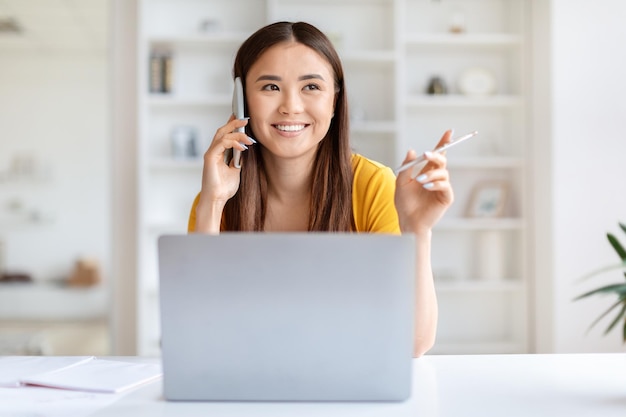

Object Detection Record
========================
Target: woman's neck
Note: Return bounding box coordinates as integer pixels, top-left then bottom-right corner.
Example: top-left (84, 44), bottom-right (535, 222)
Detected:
top-left (261, 151), bottom-right (315, 231)
top-left (262, 152), bottom-right (314, 203)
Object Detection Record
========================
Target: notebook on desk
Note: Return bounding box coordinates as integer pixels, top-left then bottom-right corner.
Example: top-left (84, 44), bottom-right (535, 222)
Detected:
top-left (157, 233), bottom-right (415, 402)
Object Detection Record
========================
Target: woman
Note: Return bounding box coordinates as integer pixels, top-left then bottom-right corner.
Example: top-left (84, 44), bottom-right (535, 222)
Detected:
top-left (188, 21), bottom-right (453, 357)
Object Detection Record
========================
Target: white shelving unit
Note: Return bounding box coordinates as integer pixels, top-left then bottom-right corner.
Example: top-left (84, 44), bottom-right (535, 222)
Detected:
top-left (137, 0), bottom-right (530, 356)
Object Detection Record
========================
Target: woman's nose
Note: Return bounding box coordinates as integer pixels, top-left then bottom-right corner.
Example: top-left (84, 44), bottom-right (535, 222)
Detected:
top-left (278, 89), bottom-right (304, 115)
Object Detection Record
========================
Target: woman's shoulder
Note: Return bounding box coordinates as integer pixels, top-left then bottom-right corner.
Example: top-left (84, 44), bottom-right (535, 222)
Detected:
top-left (350, 154), bottom-right (400, 233)
top-left (351, 153), bottom-right (395, 182)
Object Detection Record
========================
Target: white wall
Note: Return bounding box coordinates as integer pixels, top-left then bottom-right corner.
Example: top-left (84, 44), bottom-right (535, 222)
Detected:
top-left (0, 54), bottom-right (110, 283)
top-left (540, 0), bottom-right (626, 352)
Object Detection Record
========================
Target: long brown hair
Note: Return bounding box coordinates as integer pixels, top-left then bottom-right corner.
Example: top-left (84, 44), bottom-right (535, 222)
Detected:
top-left (223, 21), bottom-right (354, 232)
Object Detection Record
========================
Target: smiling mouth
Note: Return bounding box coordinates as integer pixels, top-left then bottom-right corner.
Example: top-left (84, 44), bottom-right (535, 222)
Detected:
top-left (274, 124), bottom-right (307, 132)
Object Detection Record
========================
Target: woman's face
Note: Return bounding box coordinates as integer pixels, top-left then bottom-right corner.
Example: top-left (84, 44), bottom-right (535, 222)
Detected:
top-left (245, 41), bottom-right (336, 164)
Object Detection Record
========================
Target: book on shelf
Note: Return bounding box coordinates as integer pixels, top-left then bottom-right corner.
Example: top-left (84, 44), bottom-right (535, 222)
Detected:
top-left (149, 49), bottom-right (173, 94)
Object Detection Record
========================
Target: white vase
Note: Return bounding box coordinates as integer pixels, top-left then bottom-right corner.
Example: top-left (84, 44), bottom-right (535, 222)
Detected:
top-left (478, 231), bottom-right (505, 282)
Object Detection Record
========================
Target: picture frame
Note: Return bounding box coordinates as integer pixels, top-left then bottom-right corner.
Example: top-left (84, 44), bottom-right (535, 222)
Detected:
top-left (466, 181), bottom-right (509, 218)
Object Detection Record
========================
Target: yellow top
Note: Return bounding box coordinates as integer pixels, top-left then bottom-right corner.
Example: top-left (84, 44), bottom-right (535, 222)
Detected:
top-left (188, 154), bottom-right (400, 234)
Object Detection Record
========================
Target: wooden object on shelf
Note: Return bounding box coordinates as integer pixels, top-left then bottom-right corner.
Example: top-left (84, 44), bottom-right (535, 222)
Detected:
top-left (67, 259), bottom-right (101, 287)
top-left (0, 272), bottom-right (32, 283)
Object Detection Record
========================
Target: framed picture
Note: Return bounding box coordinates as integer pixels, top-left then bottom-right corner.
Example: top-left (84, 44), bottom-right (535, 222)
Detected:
top-left (466, 181), bottom-right (509, 218)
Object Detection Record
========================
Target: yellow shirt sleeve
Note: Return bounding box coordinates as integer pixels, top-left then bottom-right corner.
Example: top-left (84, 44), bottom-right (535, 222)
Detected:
top-left (187, 154), bottom-right (400, 234)
top-left (351, 154), bottom-right (400, 234)
top-left (188, 193), bottom-right (200, 233)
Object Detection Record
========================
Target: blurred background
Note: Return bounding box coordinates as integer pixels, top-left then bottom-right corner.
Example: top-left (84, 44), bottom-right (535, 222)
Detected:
top-left (0, 0), bottom-right (110, 355)
top-left (0, 0), bottom-right (625, 357)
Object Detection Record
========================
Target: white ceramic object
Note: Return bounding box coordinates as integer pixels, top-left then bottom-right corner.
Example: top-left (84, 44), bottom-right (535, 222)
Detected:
top-left (457, 67), bottom-right (497, 96)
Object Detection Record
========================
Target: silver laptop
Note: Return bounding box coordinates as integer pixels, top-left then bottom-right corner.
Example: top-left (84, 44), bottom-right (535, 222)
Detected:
top-left (158, 233), bottom-right (415, 402)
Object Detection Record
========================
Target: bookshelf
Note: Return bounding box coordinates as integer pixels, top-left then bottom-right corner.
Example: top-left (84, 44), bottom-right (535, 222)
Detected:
top-left (136, 0), bottom-right (530, 356)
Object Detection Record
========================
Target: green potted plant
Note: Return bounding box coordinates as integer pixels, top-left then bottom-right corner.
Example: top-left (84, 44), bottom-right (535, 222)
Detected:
top-left (574, 222), bottom-right (626, 341)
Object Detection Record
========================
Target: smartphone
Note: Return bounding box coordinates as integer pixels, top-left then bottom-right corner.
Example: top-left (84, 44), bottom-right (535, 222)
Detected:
top-left (394, 131), bottom-right (478, 175)
top-left (224, 77), bottom-right (245, 168)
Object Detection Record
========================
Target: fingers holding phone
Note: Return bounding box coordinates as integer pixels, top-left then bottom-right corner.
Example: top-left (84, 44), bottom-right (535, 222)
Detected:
top-left (196, 76), bottom-right (254, 228)
top-left (200, 116), bottom-right (255, 204)
top-left (218, 115), bottom-right (256, 166)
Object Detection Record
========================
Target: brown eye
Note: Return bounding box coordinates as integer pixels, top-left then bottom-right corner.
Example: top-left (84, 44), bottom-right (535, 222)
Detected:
top-left (262, 84), bottom-right (279, 91)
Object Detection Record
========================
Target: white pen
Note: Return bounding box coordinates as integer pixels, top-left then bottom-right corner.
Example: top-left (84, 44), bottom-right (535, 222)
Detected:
top-left (394, 131), bottom-right (478, 175)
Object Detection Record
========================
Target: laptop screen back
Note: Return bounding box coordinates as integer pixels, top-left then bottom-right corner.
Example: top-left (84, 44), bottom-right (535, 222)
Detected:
top-left (158, 233), bottom-right (415, 401)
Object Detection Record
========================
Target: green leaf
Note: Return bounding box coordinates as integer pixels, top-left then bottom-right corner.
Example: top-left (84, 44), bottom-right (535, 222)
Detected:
top-left (577, 262), bottom-right (626, 282)
top-left (574, 283), bottom-right (626, 301)
top-left (586, 298), bottom-right (625, 333)
top-left (623, 316), bottom-right (626, 343)
top-left (605, 302), bottom-right (626, 335)
top-left (607, 233), bottom-right (626, 261)
top-left (619, 222), bottom-right (626, 235)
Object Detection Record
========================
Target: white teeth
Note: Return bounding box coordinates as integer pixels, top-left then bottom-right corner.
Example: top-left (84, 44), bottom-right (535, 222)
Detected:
top-left (275, 124), bottom-right (305, 132)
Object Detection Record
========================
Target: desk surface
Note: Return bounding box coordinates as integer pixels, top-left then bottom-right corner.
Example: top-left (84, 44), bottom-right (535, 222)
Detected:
top-left (7, 353), bottom-right (626, 416)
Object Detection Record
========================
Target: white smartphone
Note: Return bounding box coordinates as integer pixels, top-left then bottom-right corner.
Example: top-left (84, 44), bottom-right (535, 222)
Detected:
top-left (224, 76), bottom-right (245, 168)
top-left (394, 131), bottom-right (478, 175)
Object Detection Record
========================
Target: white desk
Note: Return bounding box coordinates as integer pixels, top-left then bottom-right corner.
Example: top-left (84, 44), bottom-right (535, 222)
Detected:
top-left (6, 354), bottom-right (626, 416)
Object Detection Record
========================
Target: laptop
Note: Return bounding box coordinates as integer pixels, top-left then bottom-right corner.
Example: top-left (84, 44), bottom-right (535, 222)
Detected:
top-left (157, 233), bottom-right (415, 402)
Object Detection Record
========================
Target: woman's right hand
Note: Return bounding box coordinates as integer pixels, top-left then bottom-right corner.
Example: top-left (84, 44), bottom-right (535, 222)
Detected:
top-left (195, 116), bottom-right (255, 231)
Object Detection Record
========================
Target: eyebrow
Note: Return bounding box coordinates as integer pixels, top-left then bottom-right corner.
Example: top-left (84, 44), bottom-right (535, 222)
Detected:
top-left (255, 74), bottom-right (326, 82)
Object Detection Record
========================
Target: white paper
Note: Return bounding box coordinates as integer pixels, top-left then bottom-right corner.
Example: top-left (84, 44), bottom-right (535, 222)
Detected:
top-left (0, 356), bottom-right (94, 387)
top-left (21, 359), bottom-right (162, 393)
top-left (0, 385), bottom-right (125, 417)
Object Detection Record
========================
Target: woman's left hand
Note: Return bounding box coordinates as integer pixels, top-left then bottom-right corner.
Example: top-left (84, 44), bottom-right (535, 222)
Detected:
top-left (394, 130), bottom-right (455, 234)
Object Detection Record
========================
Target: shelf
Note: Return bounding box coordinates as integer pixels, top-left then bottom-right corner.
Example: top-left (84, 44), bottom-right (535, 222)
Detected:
top-left (275, 0), bottom-right (391, 4)
top-left (405, 33), bottom-right (523, 47)
top-left (350, 120), bottom-right (397, 134)
top-left (341, 50), bottom-right (396, 64)
top-left (0, 283), bottom-right (108, 321)
top-left (436, 218), bottom-right (525, 231)
top-left (147, 32), bottom-right (250, 47)
top-left (149, 157), bottom-right (203, 170)
top-left (146, 221), bottom-right (188, 235)
top-left (447, 156), bottom-right (524, 169)
top-left (0, 176), bottom-right (51, 185)
top-left (407, 95), bottom-right (523, 108)
top-left (0, 216), bottom-right (54, 230)
top-left (435, 281), bottom-right (524, 293)
top-left (147, 94), bottom-right (230, 108)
